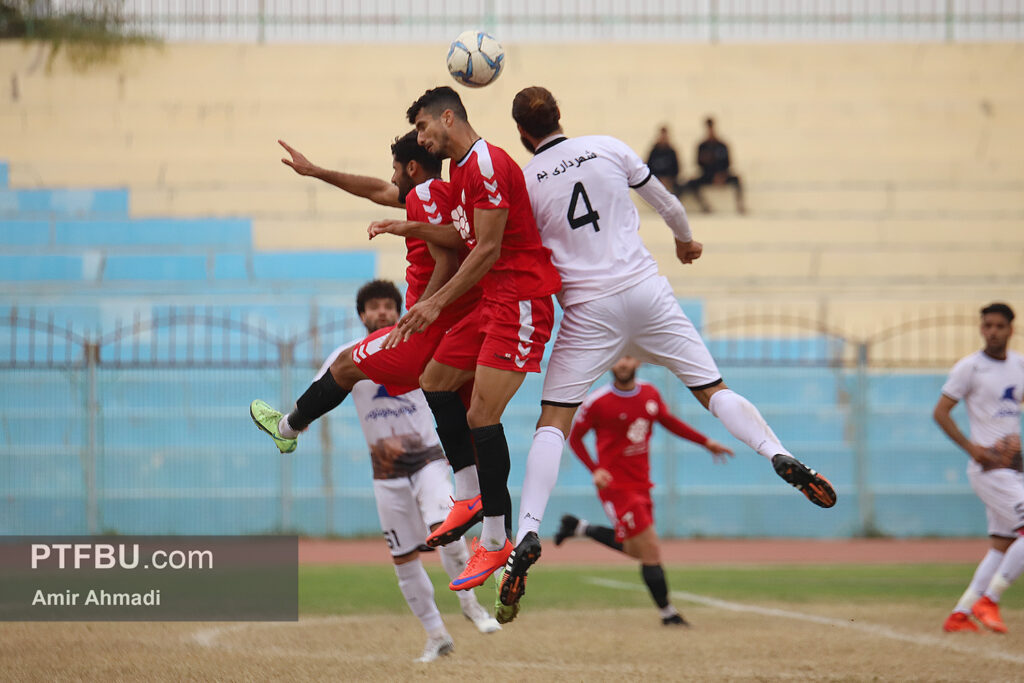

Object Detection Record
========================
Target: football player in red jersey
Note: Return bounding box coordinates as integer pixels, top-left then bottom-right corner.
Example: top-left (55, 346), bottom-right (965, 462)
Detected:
top-left (556, 356), bottom-right (733, 626)
top-left (250, 132), bottom-right (487, 525)
top-left (368, 86), bottom-right (562, 591)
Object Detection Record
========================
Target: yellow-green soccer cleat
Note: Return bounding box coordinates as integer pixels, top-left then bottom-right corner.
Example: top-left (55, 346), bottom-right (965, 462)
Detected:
top-left (493, 567), bottom-right (519, 624)
top-left (249, 399), bottom-right (297, 454)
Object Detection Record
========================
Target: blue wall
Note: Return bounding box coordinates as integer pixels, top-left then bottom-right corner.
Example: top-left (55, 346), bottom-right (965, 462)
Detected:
top-left (0, 362), bottom-right (990, 538)
top-left (0, 166), bottom-right (998, 539)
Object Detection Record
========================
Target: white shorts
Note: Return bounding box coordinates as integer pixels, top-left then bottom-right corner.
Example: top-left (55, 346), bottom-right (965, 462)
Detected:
top-left (542, 275), bottom-right (721, 405)
top-left (373, 459), bottom-right (454, 557)
top-left (967, 465), bottom-right (1024, 537)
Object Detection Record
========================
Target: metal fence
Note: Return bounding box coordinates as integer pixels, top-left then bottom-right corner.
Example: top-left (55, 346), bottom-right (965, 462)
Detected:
top-left (27, 0), bottom-right (1024, 43)
top-left (0, 304), bottom-right (998, 539)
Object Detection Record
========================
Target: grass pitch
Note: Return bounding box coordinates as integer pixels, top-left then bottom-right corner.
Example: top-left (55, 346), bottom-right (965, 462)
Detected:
top-left (3, 563), bottom-right (1022, 681)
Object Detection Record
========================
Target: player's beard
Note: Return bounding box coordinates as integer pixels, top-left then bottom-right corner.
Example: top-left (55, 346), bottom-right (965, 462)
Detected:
top-left (519, 135), bottom-right (536, 154)
top-left (365, 316), bottom-right (398, 334)
top-left (433, 130), bottom-right (453, 160)
top-left (613, 368), bottom-right (636, 384)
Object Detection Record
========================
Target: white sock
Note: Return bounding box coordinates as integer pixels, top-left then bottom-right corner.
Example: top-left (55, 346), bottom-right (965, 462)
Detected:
top-left (984, 537), bottom-right (1024, 602)
top-left (278, 414), bottom-right (300, 439)
top-left (708, 389), bottom-right (789, 460)
top-left (955, 548), bottom-right (1004, 612)
top-left (453, 465), bottom-right (481, 500)
top-left (394, 559), bottom-right (445, 634)
top-left (438, 538), bottom-right (471, 582)
top-left (576, 519), bottom-right (589, 536)
top-left (659, 604), bottom-right (679, 619)
top-left (515, 426), bottom-right (566, 545)
top-left (480, 516), bottom-right (506, 551)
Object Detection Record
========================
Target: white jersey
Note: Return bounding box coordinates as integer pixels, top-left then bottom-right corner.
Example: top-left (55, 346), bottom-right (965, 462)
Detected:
top-left (317, 341), bottom-right (443, 480)
top-left (941, 349), bottom-right (1024, 452)
top-left (523, 135), bottom-right (661, 307)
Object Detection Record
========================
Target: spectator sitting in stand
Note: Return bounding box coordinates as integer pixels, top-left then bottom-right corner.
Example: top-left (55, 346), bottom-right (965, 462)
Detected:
top-left (681, 117), bottom-right (745, 214)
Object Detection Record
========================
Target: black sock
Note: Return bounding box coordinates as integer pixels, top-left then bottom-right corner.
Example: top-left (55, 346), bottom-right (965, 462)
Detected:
top-left (469, 423), bottom-right (511, 519)
top-left (641, 564), bottom-right (670, 609)
top-left (423, 390), bottom-right (476, 472)
top-left (585, 525), bottom-right (625, 554)
top-left (288, 371), bottom-right (349, 432)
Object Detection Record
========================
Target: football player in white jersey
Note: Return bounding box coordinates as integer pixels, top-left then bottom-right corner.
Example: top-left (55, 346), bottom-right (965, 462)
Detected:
top-left (315, 280), bottom-right (499, 662)
top-left (935, 302), bottom-right (1024, 634)
top-left (495, 87), bottom-right (837, 622)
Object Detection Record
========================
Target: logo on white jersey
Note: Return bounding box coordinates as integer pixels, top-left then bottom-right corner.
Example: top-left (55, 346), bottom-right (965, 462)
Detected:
top-left (626, 418), bottom-right (650, 445)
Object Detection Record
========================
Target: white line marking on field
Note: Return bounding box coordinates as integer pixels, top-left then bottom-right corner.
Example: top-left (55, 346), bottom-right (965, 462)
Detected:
top-left (586, 577), bottom-right (1024, 666)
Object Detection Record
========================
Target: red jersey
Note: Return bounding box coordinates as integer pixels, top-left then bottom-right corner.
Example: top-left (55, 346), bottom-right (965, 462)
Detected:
top-left (568, 381), bottom-right (707, 491)
top-left (447, 139), bottom-right (561, 301)
top-left (403, 178), bottom-right (481, 323)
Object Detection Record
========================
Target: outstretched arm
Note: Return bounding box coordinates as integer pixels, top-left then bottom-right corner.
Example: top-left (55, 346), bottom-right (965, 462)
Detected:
top-left (279, 140), bottom-right (403, 208)
top-left (367, 218), bottom-right (464, 248)
top-left (657, 402), bottom-right (733, 463)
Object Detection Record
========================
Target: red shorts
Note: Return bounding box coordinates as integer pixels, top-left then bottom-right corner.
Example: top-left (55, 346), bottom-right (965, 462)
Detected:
top-left (432, 306), bottom-right (485, 372)
top-left (476, 295), bottom-right (554, 373)
top-left (599, 487), bottom-right (654, 542)
top-left (351, 323), bottom-right (447, 396)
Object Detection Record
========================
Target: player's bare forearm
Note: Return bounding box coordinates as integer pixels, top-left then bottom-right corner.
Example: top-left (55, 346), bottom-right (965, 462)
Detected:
top-left (933, 396), bottom-right (972, 454)
top-left (315, 169), bottom-right (402, 208)
top-left (279, 139), bottom-right (402, 207)
top-left (423, 207), bottom-right (506, 309)
top-left (368, 220), bottom-right (464, 248)
top-left (421, 243), bottom-right (459, 301)
top-left (426, 238), bottom-right (498, 310)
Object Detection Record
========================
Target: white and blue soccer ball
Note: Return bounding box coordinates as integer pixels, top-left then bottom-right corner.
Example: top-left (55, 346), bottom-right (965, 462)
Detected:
top-left (446, 30), bottom-right (505, 88)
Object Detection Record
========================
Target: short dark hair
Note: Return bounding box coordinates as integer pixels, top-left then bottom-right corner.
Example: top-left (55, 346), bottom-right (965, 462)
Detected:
top-left (406, 86), bottom-right (468, 124)
top-left (390, 129), bottom-right (442, 174)
top-left (705, 117), bottom-right (715, 128)
top-left (981, 302), bottom-right (1015, 323)
top-left (512, 86), bottom-right (561, 139)
top-left (356, 279), bottom-right (403, 315)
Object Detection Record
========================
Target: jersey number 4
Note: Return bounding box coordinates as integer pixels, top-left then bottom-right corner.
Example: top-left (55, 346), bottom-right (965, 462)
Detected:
top-left (568, 182), bottom-right (600, 232)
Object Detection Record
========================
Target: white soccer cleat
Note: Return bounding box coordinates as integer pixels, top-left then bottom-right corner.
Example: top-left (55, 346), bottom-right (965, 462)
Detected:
top-left (462, 598), bottom-right (502, 634)
top-left (414, 632), bottom-right (455, 663)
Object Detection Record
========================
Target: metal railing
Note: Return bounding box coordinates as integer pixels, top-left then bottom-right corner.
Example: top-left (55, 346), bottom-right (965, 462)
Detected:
top-left (25, 0), bottom-right (1024, 44)
top-left (0, 304), bottom-right (1004, 538)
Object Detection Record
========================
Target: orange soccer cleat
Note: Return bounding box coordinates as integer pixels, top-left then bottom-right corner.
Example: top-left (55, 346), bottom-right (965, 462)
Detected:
top-left (425, 495), bottom-right (484, 548)
top-left (972, 596), bottom-right (1008, 633)
top-left (449, 539), bottom-right (513, 591)
top-left (942, 611), bottom-right (979, 633)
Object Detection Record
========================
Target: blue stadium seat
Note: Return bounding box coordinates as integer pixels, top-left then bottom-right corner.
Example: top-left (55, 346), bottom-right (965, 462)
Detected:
top-left (0, 188), bottom-right (129, 217)
top-left (0, 219), bottom-right (50, 246)
top-left (104, 254), bottom-right (208, 281)
top-left (252, 251), bottom-right (376, 281)
top-left (213, 252), bottom-right (249, 279)
top-left (0, 254), bottom-right (83, 281)
top-left (55, 217), bottom-right (251, 247)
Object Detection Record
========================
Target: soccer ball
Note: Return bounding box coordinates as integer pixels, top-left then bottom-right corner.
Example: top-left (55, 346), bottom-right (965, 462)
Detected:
top-left (446, 30), bottom-right (505, 88)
